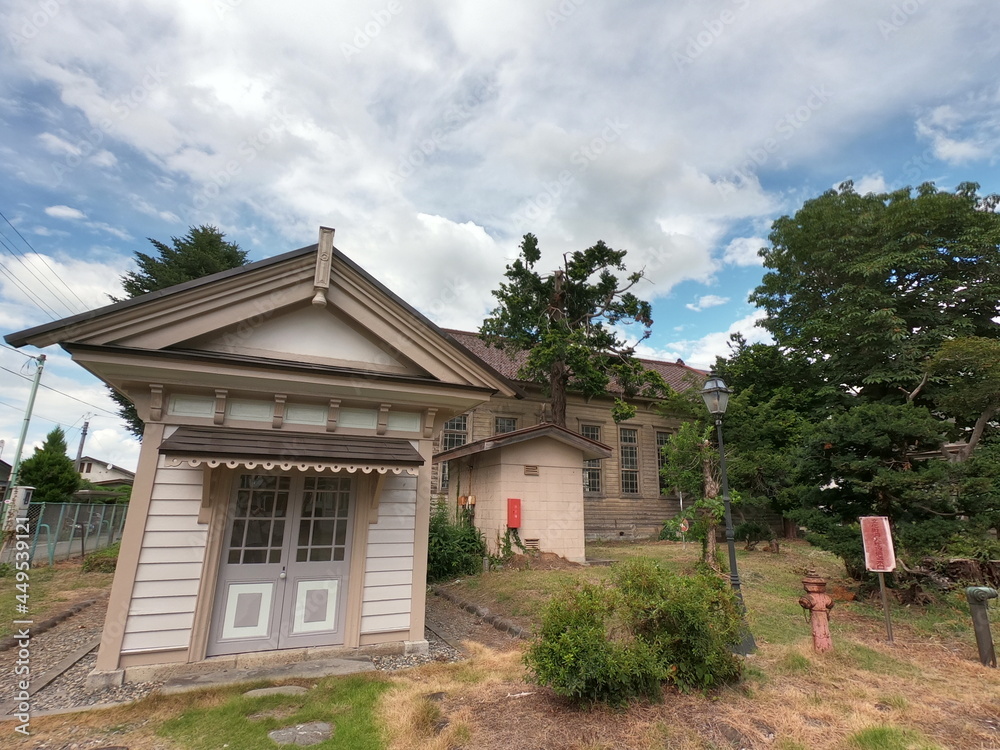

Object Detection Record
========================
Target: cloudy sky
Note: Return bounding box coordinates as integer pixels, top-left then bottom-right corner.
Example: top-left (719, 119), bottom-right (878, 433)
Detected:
top-left (1, 0), bottom-right (999, 471)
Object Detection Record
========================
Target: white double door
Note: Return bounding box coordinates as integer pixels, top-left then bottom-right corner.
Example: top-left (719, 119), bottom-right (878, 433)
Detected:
top-left (208, 473), bottom-right (354, 656)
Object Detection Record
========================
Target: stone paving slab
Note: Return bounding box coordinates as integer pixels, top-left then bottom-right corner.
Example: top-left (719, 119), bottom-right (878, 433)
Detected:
top-left (160, 656), bottom-right (375, 694)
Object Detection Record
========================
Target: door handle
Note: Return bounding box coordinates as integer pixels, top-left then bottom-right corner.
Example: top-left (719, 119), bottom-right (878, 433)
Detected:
top-left (279, 567), bottom-right (286, 580)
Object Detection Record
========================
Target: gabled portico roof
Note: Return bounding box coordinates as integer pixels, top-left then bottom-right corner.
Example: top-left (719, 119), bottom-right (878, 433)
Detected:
top-left (6, 233), bottom-right (521, 400)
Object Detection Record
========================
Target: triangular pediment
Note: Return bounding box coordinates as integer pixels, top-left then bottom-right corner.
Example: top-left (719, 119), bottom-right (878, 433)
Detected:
top-left (181, 303), bottom-right (423, 376)
top-left (6, 238), bottom-right (519, 397)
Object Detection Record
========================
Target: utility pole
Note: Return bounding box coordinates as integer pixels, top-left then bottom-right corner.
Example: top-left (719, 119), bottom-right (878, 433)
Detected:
top-left (74, 419), bottom-right (90, 472)
top-left (2, 354), bottom-right (46, 528)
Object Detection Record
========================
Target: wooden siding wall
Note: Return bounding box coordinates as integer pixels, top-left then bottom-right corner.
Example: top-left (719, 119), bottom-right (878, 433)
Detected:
top-left (121, 457), bottom-right (206, 653)
top-left (360, 473), bottom-right (416, 634)
top-left (434, 393), bottom-right (687, 540)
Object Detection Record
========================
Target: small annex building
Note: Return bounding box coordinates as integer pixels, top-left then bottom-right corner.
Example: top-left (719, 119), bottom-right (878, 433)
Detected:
top-left (434, 423), bottom-right (612, 564)
top-left (6, 228), bottom-right (518, 685)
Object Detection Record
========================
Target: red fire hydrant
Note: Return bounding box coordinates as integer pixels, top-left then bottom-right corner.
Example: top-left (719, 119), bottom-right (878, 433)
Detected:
top-left (798, 570), bottom-right (835, 653)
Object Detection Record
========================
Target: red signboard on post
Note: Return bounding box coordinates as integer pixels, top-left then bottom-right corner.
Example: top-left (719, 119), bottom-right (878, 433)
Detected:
top-left (860, 516), bottom-right (896, 572)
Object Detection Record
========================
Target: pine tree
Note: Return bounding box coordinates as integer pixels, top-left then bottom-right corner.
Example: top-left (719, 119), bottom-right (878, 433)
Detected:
top-left (18, 427), bottom-right (80, 504)
top-left (481, 234), bottom-right (666, 427)
top-left (110, 225), bottom-right (249, 437)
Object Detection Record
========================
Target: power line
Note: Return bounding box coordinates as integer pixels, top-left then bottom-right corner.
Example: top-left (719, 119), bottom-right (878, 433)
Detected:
top-left (0, 253), bottom-right (62, 320)
top-left (0, 231), bottom-right (81, 318)
top-left (0, 364), bottom-right (118, 416)
top-left (0, 209), bottom-right (92, 313)
top-left (0, 343), bottom-right (35, 358)
top-left (0, 397), bottom-right (86, 432)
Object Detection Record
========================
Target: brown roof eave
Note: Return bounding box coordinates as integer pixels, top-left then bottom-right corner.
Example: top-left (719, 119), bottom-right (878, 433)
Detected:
top-left (434, 422), bottom-right (612, 463)
top-left (63, 342), bottom-right (502, 396)
top-left (5, 245), bottom-right (317, 348)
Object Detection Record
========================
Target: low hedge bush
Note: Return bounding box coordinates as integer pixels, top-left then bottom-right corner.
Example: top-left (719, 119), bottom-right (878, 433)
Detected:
top-left (525, 557), bottom-right (743, 705)
top-left (427, 503), bottom-right (487, 582)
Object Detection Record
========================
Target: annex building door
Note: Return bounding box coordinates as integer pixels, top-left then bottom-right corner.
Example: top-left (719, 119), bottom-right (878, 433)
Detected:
top-left (207, 473), bottom-right (354, 656)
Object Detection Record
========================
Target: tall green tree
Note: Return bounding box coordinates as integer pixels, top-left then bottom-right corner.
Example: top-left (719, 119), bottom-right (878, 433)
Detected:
top-left (481, 233), bottom-right (665, 427)
top-left (18, 427), bottom-right (80, 504)
top-left (751, 181), bottom-right (1000, 399)
top-left (111, 225), bottom-right (249, 436)
top-left (712, 336), bottom-right (833, 537)
top-left (742, 182), bottom-right (1000, 575)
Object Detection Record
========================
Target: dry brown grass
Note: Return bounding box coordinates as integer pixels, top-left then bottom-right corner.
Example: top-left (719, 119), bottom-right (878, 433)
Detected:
top-left (394, 541), bottom-right (1000, 749)
top-left (373, 632), bottom-right (999, 750)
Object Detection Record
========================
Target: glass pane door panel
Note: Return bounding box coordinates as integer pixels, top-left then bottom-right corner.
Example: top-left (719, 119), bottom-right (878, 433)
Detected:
top-left (297, 477), bottom-right (351, 565)
top-left (227, 474), bottom-right (291, 565)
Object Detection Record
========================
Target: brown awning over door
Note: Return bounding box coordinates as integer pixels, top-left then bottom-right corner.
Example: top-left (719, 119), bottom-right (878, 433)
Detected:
top-left (159, 425), bottom-right (424, 475)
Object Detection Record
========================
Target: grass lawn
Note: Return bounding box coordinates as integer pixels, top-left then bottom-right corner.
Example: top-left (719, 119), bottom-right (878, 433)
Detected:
top-left (0, 559), bottom-right (114, 638)
top-left (11, 540), bottom-right (1000, 749)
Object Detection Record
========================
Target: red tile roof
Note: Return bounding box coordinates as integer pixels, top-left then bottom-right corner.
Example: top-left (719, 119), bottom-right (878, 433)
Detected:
top-left (442, 329), bottom-right (706, 393)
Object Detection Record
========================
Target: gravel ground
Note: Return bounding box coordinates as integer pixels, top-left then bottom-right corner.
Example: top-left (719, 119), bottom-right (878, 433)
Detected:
top-left (7, 590), bottom-right (501, 716)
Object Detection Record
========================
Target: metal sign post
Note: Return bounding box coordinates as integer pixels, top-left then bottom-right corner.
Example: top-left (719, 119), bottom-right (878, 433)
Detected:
top-left (861, 516), bottom-right (896, 643)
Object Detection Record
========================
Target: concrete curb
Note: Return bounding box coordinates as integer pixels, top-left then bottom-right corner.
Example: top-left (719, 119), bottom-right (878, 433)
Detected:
top-left (0, 597), bottom-right (103, 652)
top-left (430, 586), bottom-right (528, 639)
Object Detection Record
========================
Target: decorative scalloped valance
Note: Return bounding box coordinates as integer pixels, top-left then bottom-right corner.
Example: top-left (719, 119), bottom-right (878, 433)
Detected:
top-left (164, 456), bottom-right (416, 474)
top-left (159, 425), bottom-right (424, 477)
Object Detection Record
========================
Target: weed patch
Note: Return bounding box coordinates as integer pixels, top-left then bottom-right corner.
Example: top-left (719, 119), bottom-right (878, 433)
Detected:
top-left (158, 674), bottom-right (388, 750)
top-left (846, 724), bottom-right (941, 750)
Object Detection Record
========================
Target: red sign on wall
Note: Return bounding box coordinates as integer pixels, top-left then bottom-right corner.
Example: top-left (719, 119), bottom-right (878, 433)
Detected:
top-left (860, 516), bottom-right (896, 572)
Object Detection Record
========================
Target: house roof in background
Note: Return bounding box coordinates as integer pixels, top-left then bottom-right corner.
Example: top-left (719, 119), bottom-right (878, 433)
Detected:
top-left (442, 329), bottom-right (706, 393)
top-left (79, 456), bottom-right (136, 478)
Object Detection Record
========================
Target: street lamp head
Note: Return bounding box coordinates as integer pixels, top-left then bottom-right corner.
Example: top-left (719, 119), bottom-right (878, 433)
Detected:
top-left (701, 373), bottom-right (731, 416)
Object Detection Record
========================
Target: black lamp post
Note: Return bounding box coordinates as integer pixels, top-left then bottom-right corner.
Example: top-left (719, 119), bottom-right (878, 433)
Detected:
top-left (701, 373), bottom-right (757, 655)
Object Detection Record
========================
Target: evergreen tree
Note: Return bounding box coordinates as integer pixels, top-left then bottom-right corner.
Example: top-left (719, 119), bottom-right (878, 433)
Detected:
top-left (110, 225), bottom-right (249, 437)
top-left (481, 233), bottom-right (666, 427)
top-left (116, 225), bottom-right (249, 299)
top-left (18, 427), bottom-right (80, 504)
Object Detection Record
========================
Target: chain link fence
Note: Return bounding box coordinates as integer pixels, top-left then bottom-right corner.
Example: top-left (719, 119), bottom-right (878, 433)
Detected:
top-left (1, 502), bottom-right (128, 566)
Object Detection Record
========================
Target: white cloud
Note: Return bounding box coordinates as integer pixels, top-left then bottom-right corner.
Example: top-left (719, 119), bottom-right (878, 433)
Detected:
top-left (85, 221), bottom-right (132, 240)
top-left (85, 427), bottom-right (140, 471)
top-left (0, 0), bottom-right (997, 397)
top-left (90, 149), bottom-right (118, 168)
top-left (915, 92), bottom-right (1000, 165)
top-left (45, 205), bottom-right (86, 220)
top-left (37, 132), bottom-right (81, 156)
top-left (850, 173), bottom-right (887, 195)
top-left (664, 310), bottom-right (772, 370)
top-left (722, 237), bottom-right (766, 267)
top-left (685, 294), bottom-right (730, 312)
top-left (0, 252), bottom-right (126, 321)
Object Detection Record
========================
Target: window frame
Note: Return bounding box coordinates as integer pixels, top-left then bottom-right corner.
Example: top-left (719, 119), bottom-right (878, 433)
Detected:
top-left (656, 431), bottom-right (672, 492)
top-left (619, 427), bottom-right (639, 495)
top-left (440, 414), bottom-right (469, 491)
top-left (494, 416), bottom-right (518, 435)
top-left (580, 424), bottom-right (603, 495)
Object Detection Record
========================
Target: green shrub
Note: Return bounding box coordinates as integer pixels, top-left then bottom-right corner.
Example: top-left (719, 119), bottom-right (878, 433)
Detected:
top-left (525, 557), bottom-right (744, 705)
top-left (613, 558), bottom-right (743, 692)
top-left (734, 520), bottom-right (775, 550)
top-left (524, 583), bottom-right (664, 705)
top-left (427, 503), bottom-right (486, 582)
top-left (82, 541), bottom-right (120, 573)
